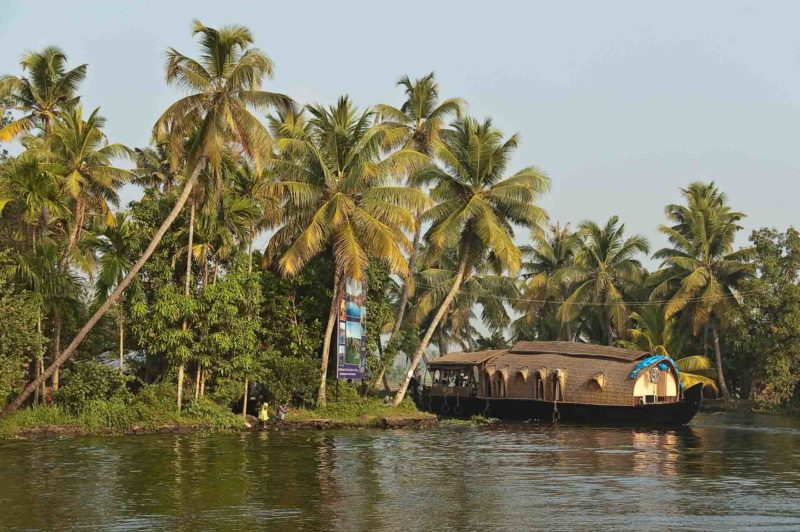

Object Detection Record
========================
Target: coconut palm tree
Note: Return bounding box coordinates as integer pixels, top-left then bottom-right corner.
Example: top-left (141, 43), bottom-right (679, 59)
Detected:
top-left (41, 106), bottom-right (132, 264)
top-left (132, 143), bottom-right (180, 193)
top-left (2, 21), bottom-right (293, 416)
top-left (411, 246), bottom-right (518, 351)
top-left (393, 116), bottom-right (549, 405)
top-left (617, 306), bottom-right (718, 394)
top-left (372, 73), bottom-right (464, 384)
top-left (375, 73), bottom-right (464, 156)
top-left (558, 216), bottom-right (649, 346)
top-left (0, 153), bottom-right (69, 245)
top-left (617, 305), bottom-right (687, 357)
top-left (514, 223), bottom-right (579, 340)
top-left (673, 355), bottom-right (719, 394)
top-left (0, 46), bottom-right (87, 140)
top-left (651, 182), bottom-right (752, 399)
top-left (267, 98), bottom-right (429, 404)
top-left (475, 331), bottom-right (510, 350)
top-left (230, 160), bottom-right (283, 272)
top-left (81, 212), bottom-right (143, 373)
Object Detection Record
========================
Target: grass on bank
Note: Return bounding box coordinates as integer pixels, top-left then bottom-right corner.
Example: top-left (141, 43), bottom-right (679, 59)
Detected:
top-left (0, 383), bottom-right (244, 439)
top-left (286, 385), bottom-right (435, 426)
top-left (1, 381), bottom-right (438, 438)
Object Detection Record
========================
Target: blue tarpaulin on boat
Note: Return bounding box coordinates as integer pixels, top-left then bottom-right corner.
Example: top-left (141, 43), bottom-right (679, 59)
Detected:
top-left (628, 355), bottom-right (681, 380)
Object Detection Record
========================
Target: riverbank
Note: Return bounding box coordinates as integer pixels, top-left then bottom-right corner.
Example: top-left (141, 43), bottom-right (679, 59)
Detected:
top-left (0, 396), bottom-right (245, 440)
top-left (278, 397), bottom-right (437, 429)
top-left (0, 394), bottom-right (437, 440)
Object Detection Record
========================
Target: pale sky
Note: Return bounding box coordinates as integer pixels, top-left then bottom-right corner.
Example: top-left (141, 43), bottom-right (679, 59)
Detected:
top-left (2, 0), bottom-right (799, 262)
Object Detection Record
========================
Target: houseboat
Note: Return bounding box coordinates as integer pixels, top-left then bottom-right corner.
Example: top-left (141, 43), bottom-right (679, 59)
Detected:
top-left (418, 341), bottom-right (703, 425)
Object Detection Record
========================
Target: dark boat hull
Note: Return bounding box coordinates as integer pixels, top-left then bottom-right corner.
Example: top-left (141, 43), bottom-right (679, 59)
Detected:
top-left (418, 383), bottom-right (703, 426)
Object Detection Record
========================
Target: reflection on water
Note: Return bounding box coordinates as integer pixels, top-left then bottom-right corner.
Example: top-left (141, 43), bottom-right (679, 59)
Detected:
top-left (1, 412), bottom-right (799, 530)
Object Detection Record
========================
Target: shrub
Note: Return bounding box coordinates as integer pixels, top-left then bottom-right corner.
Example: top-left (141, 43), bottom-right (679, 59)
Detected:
top-left (55, 361), bottom-right (132, 411)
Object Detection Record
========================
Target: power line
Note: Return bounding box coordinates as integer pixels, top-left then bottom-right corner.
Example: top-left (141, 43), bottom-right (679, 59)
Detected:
top-left (410, 279), bottom-right (766, 308)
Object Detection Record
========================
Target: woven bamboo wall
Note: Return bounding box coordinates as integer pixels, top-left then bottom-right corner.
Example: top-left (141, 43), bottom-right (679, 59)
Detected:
top-left (489, 353), bottom-right (644, 406)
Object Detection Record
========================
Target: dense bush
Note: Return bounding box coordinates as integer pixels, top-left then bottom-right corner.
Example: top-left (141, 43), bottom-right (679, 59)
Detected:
top-left (726, 229), bottom-right (800, 411)
top-left (54, 361), bottom-right (132, 411)
top-left (0, 382), bottom-right (242, 437)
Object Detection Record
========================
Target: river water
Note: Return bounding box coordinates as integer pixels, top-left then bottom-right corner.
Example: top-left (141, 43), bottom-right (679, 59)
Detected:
top-left (1, 412), bottom-right (799, 531)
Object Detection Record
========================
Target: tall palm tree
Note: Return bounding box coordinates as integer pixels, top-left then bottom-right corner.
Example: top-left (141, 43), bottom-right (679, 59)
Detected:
top-left (375, 73), bottom-right (464, 156)
top-left (2, 21), bottom-right (293, 416)
top-left (558, 216), bottom-right (649, 346)
top-left (0, 46), bottom-right (86, 140)
top-left (652, 182), bottom-right (751, 399)
top-left (373, 73), bottom-right (464, 383)
top-left (156, 20), bottom-right (293, 411)
top-left (81, 212), bottom-right (142, 373)
top-left (393, 116), bottom-right (549, 405)
top-left (514, 223), bottom-right (579, 340)
top-left (268, 98), bottom-right (429, 404)
top-left (42, 106), bottom-right (132, 264)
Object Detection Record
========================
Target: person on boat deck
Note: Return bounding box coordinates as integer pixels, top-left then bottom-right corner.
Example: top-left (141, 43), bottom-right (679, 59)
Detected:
top-left (455, 373), bottom-right (464, 387)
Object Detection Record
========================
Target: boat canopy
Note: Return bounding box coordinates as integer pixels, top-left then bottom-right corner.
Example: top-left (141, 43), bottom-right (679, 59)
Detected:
top-left (427, 349), bottom-right (507, 369)
top-left (511, 341), bottom-right (648, 362)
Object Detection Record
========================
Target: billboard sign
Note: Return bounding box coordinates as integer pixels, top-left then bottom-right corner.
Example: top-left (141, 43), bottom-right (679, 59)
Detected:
top-left (336, 277), bottom-right (367, 379)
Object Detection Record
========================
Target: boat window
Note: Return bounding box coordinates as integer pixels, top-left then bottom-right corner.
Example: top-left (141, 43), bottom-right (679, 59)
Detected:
top-left (509, 371), bottom-right (527, 398)
top-left (492, 371), bottom-right (506, 398)
top-left (531, 372), bottom-right (543, 400)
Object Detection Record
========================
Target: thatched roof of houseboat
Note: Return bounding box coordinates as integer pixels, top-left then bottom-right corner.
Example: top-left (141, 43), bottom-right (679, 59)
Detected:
top-left (428, 349), bottom-right (507, 368)
top-left (510, 341), bottom-right (647, 362)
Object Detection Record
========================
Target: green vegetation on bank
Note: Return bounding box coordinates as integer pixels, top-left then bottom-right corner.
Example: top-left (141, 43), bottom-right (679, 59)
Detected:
top-left (285, 384), bottom-right (432, 427)
top-left (1, 20), bottom-right (799, 429)
top-left (0, 383), bottom-right (243, 439)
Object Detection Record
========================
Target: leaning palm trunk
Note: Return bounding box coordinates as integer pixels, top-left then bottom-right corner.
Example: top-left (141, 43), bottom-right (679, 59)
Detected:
top-left (33, 316), bottom-right (42, 404)
top-left (393, 252), bottom-right (469, 406)
top-left (51, 311), bottom-right (61, 391)
top-left (194, 363), bottom-right (201, 401)
top-left (370, 338), bottom-right (392, 393)
top-left (711, 321), bottom-right (731, 400)
top-left (118, 297), bottom-right (125, 374)
top-left (247, 225), bottom-right (254, 274)
top-left (177, 200), bottom-right (195, 412)
top-left (318, 267), bottom-right (343, 406)
top-left (1, 157), bottom-right (206, 417)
